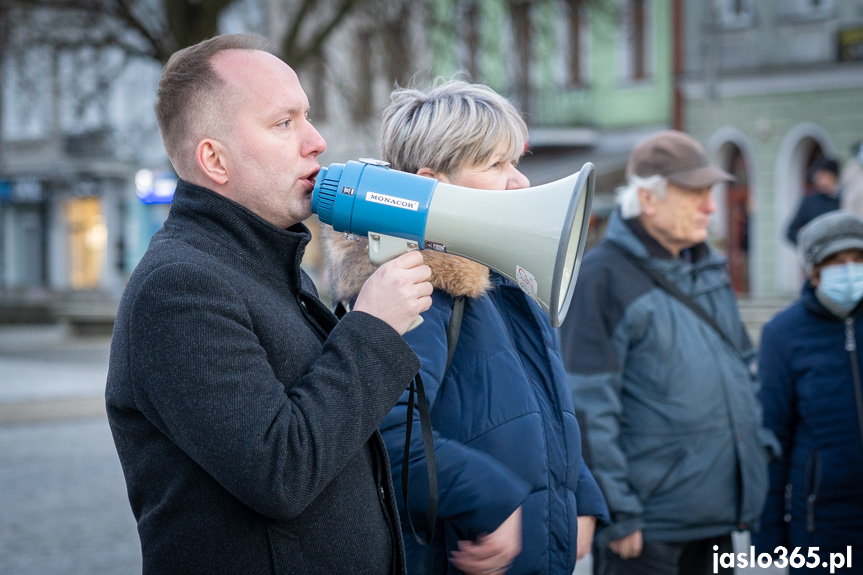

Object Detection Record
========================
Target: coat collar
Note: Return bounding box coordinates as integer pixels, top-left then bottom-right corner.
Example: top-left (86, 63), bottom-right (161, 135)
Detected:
top-left (165, 179), bottom-right (313, 290)
top-left (321, 225), bottom-right (491, 304)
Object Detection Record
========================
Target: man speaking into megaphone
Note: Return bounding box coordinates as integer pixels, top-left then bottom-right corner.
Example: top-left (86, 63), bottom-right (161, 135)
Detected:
top-left (320, 80), bottom-right (608, 575)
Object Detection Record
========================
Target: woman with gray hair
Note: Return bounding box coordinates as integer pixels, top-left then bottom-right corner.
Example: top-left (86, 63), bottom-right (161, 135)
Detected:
top-left (323, 80), bottom-right (608, 575)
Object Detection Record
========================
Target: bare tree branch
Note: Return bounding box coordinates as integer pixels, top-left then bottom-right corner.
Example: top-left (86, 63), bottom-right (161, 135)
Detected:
top-left (110, 0), bottom-right (168, 60)
top-left (279, 0), bottom-right (366, 70)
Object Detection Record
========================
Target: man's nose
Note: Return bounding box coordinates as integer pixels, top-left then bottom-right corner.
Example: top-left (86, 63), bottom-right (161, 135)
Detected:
top-left (703, 189), bottom-right (717, 213)
top-left (303, 123), bottom-right (327, 156)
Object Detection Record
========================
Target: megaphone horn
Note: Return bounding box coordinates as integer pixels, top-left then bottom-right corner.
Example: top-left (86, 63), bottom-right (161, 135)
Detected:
top-left (312, 158), bottom-right (595, 327)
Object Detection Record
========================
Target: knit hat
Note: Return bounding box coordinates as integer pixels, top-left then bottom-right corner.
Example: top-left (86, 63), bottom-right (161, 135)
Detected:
top-left (797, 211), bottom-right (863, 274)
top-left (626, 130), bottom-right (734, 188)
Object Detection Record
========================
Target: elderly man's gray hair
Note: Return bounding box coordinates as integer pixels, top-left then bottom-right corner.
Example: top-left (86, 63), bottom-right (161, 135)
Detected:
top-left (616, 174), bottom-right (668, 219)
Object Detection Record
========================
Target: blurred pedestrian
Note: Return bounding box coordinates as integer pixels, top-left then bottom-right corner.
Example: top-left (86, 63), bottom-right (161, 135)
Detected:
top-left (558, 130), bottom-right (778, 575)
top-left (840, 141), bottom-right (863, 219)
top-left (323, 80), bottom-right (609, 575)
top-left (786, 157), bottom-right (842, 245)
top-left (106, 33), bottom-right (433, 575)
top-left (753, 211), bottom-right (863, 573)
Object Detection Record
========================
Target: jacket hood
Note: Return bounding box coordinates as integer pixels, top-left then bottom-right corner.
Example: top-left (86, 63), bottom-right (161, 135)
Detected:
top-left (321, 225), bottom-right (490, 304)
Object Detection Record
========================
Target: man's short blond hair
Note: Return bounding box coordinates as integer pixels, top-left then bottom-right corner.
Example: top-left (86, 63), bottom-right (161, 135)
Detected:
top-left (155, 33), bottom-right (271, 179)
top-left (380, 80), bottom-right (528, 177)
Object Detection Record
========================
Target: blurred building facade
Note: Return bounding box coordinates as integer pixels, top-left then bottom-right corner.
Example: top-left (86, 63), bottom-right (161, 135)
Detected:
top-left (0, 27), bottom-right (167, 323)
top-left (2, 0), bottom-right (861, 324)
top-left (681, 0), bottom-right (863, 297)
top-left (299, 0), bottom-right (677, 267)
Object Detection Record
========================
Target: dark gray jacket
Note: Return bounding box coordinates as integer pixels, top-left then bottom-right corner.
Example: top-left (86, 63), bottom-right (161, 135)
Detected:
top-left (559, 210), bottom-right (776, 545)
top-left (106, 180), bottom-right (420, 574)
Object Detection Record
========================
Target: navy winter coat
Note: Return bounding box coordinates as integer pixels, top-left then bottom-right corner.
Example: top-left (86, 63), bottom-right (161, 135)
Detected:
top-left (324, 232), bottom-right (609, 575)
top-left (753, 282), bottom-right (863, 571)
top-left (559, 210), bottom-right (776, 546)
top-left (786, 192), bottom-right (840, 245)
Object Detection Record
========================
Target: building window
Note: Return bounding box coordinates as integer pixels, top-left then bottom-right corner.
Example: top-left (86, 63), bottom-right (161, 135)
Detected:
top-left (715, 0), bottom-right (755, 29)
top-left (566, 0), bottom-right (587, 85)
top-left (352, 30), bottom-right (374, 122)
top-left (619, 0), bottom-right (652, 82)
top-left (509, 0), bottom-right (533, 112)
top-left (455, 0), bottom-right (481, 80)
top-left (306, 54), bottom-right (328, 124)
top-left (779, 0), bottom-right (834, 20)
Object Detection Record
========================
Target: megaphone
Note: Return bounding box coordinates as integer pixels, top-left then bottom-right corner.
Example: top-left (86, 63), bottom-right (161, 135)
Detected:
top-left (312, 158), bottom-right (594, 327)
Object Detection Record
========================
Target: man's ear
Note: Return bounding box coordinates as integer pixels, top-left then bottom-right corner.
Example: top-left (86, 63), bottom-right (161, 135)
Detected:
top-left (638, 187), bottom-right (656, 216)
top-left (417, 167), bottom-right (446, 182)
top-left (196, 139), bottom-right (229, 186)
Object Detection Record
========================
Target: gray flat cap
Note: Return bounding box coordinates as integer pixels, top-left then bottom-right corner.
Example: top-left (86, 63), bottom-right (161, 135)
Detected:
top-left (627, 130), bottom-right (734, 188)
top-left (797, 211), bottom-right (863, 274)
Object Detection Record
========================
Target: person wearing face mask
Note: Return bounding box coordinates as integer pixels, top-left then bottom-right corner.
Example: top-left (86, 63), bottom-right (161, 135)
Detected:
top-left (753, 211), bottom-right (863, 573)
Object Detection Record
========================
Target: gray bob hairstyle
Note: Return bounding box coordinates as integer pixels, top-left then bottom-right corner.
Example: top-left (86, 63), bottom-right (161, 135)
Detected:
top-left (380, 80), bottom-right (528, 176)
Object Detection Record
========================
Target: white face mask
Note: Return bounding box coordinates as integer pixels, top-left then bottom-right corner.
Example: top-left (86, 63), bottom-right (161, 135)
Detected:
top-left (818, 262), bottom-right (863, 313)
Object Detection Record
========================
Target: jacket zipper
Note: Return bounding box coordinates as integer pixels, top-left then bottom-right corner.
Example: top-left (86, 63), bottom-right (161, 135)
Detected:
top-left (845, 317), bottom-right (863, 457)
top-left (805, 450), bottom-right (821, 532)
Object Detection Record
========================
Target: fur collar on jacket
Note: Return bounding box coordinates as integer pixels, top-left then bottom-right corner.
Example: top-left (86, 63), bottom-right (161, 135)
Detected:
top-left (321, 225), bottom-right (491, 304)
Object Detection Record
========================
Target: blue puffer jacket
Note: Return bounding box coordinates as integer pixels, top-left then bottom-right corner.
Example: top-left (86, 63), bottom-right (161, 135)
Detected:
top-left (559, 210), bottom-right (776, 546)
top-left (753, 282), bottom-right (863, 570)
top-left (323, 230), bottom-right (609, 575)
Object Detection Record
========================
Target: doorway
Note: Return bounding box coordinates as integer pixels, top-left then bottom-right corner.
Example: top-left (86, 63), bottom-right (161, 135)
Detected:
top-left (726, 147), bottom-right (750, 294)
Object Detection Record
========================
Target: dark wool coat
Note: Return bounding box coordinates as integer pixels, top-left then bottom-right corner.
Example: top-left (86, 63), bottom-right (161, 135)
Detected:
top-left (559, 210), bottom-right (776, 546)
top-left (753, 282), bottom-right (863, 573)
top-left (324, 229), bottom-right (609, 575)
top-left (106, 180), bottom-right (421, 575)
top-left (785, 192), bottom-right (840, 245)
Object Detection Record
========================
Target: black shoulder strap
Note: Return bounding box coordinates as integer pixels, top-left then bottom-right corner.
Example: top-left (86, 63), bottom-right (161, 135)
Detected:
top-left (609, 242), bottom-right (743, 356)
top-left (336, 300), bottom-right (438, 544)
top-left (402, 373), bottom-right (438, 545)
top-left (445, 296), bottom-right (466, 374)
top-left (400, 294), bottom-right (465, 546)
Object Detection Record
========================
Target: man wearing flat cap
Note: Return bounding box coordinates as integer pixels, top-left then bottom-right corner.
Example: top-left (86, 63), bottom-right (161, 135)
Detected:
top-left (559, 130), bottom-right (778, 574)
top-left (754, 211), bottom-right (863, 572)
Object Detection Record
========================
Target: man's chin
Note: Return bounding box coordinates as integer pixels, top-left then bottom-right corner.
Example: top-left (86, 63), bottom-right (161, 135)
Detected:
top-left (295, 205), bottom-right (314, 225)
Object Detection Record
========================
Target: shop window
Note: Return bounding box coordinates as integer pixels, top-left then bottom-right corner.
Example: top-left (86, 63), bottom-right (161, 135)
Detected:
top-left (66, 196), bottom-right (106, 290)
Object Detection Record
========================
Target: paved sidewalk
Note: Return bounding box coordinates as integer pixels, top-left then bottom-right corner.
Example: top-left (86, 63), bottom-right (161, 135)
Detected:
top-left (0, 323), bottom-right (110, 404)
top-left (0, 324), bottom-right (785, 574)
top-left (0, 324), bottom-right (141, 574)
top-left (0, 323), bottom-right (107, 425)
